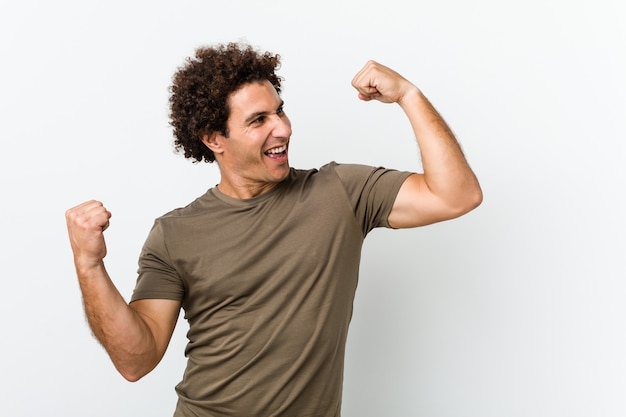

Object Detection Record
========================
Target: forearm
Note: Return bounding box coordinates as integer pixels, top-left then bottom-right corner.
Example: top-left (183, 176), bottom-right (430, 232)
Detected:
top-left (75, 260), bottom-right (159, 381)
top-left (399, 88), bottom-right (482, 210)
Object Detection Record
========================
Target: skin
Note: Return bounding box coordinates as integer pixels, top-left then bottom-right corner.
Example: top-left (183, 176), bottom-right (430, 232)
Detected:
top-left (65, 60), bottom-right (482, 382)
top-left (350, 61), bottom-right (483, 227)
top-left (201, 80), bottom-right (292, 199)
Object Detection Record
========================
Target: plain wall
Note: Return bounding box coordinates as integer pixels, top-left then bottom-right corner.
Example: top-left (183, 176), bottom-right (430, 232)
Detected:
top-left (1, 1), bottom-right (624, 416)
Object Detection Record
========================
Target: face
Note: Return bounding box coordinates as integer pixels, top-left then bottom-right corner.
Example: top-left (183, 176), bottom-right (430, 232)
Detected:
top-left (204, 80), bottom-right (292, 198)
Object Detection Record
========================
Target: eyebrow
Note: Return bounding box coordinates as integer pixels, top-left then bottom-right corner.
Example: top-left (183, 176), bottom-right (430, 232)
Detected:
top-left (243, 100), bottom-right (284, 124)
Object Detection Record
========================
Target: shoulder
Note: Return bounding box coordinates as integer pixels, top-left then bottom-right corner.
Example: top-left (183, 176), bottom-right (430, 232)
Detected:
top-left (318, 161), bottom-right (411, 188)
top-left (153, 189), bottom-right (218, 221)
top-left (321, 161), bottom-right (374, 175)
top-left (288, 163), bottom-right (376, 190)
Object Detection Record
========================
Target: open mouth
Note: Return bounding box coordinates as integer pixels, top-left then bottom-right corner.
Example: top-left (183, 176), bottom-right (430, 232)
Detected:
top-left (264, 144), bottom-right (287, 159)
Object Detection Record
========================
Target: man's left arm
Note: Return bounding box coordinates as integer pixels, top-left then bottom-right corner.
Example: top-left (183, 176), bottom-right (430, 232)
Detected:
top-left (351, 60), bottom-right (483, 228)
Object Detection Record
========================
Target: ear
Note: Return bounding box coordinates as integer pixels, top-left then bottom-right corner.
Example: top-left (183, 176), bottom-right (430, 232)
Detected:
top-left (201, 131), bottom-right (225, 155)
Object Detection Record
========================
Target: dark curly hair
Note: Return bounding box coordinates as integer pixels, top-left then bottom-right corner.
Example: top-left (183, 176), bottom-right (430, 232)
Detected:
top-left (169, 42), bottom-right (283, 163)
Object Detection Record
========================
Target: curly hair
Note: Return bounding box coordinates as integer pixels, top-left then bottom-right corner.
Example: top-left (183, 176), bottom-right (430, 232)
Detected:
top-left (169, 42), bottom-right (283, 163)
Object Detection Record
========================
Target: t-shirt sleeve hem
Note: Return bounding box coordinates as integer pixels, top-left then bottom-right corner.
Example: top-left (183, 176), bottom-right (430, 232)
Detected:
top-left (130, 291), bottom-right (183, 303)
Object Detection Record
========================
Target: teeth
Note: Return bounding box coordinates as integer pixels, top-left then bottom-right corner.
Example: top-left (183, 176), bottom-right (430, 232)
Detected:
top-left (266, 145), bottom-right (286, 154)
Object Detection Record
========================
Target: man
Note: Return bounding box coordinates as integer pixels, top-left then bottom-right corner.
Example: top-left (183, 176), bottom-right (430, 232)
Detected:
top-left (66, 42), bottom-right (482, 416)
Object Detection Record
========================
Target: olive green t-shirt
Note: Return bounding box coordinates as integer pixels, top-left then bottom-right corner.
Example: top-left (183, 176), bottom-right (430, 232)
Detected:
top-left (131, 162), bottom-right (412, 417)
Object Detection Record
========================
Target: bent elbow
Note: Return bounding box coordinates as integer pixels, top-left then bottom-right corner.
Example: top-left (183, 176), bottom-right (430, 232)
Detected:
top-left (467, 185), bottom-right (483, 211)
top-left (448, 185), bottom-right (483, 219)
top-left (121, 371), bottom-right (144, 383)
top-left (114, 361), bottom-right (155, 383)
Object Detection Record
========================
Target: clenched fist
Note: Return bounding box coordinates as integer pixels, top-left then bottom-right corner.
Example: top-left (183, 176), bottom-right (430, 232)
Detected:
top-left (351, 60), bottom-right (418, 104)
top-left (65, 200), bottom-right (112, 270)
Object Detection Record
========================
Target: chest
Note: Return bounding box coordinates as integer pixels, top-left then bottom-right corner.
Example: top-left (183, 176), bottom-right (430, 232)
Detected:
top-left (170, 186), bottom-right (364, 318)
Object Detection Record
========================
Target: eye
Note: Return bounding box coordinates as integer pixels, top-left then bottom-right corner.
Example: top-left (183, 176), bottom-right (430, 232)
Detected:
top-left (276, 105), bottom-right (285, 116)
top-left (252, 115), bottom-right (266, 124)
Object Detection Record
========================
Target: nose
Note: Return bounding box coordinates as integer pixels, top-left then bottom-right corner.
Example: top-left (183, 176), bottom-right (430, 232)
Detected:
top-left (272, 113), bottom-right (292, 138)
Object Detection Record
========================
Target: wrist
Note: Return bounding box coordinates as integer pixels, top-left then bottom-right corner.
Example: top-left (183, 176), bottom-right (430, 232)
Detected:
top-left (73, 256), bottom-right (106, 276)
top-left (397, 86), bottom-right (423, 109)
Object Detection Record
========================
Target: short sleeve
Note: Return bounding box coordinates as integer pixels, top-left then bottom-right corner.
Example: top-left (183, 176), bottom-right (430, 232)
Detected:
top-left (328, 162), bottom-right (413, 235)
top-left (130, 220), bottom-right (185, 303)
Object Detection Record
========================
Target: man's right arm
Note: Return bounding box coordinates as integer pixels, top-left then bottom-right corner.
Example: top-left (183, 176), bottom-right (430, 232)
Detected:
top-left (66, 200), bottom-right (181, 382)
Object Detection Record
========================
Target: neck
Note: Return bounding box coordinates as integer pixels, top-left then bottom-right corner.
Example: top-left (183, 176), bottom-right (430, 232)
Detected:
top-left (216, 178), bottom-right (280, 199)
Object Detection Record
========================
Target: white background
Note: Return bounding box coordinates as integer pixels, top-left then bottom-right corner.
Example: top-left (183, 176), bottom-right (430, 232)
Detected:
top-left (1, 1), bottom-right (625, 416)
